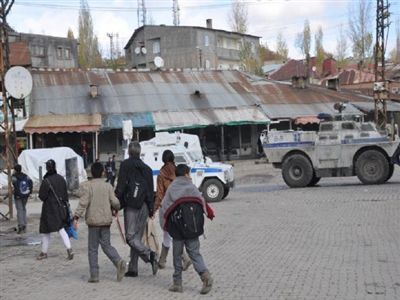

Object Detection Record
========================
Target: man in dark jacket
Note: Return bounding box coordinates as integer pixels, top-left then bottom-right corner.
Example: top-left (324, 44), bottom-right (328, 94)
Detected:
top-left (11, 164), bottom-right (33, 234)
top-left (160, 164), bottom-right (214, 295)
top-left (37, 159), bottom-right (73, 261)
top-left (115, 141), bottom-right (158, 277)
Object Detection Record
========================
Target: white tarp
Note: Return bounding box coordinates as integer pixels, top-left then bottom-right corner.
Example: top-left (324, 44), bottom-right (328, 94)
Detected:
top-left (17, 147), bottom-right (87, 184)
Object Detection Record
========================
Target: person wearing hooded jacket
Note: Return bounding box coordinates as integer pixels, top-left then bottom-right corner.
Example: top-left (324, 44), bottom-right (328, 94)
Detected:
top-left (37, 159), bottom-right (73, 261)
top-left (155, 150), bottom-right (192, 270)
top-left (115, 141), bottom-right (158, 277)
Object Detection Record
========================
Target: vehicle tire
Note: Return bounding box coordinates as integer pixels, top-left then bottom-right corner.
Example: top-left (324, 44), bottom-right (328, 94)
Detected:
top-left (222, 187), bottom-right (230, 199)
top-left (307, 174), bottom-right (321, 187)
top-left (202, 179), bottom-right (224, 202)
top-left (281, 154), bottom-right (314, 188)
top-left (355, 150), bottom-right (389, 184)
top-left (384, 163), bottom-right (394, 183)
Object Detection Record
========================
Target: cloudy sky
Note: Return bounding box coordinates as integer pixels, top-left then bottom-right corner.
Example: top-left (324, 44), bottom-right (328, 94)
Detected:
top-left (8, 0), bottom-right (400, 59)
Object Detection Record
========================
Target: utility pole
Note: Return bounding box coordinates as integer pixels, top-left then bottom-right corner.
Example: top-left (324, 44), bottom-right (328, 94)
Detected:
top-left (137, 0), bottom-right (147, 27)
top-left (107, 33), bottom-right (115, 61)
top-left (173, 0), bottom-right (180, 26)
top-left (374, 0), bottom-right (390, 129)
top-left (1, 0), bottom-right (15, 219)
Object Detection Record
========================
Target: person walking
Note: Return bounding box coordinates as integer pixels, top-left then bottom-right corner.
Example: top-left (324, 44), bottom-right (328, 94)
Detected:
top-left (37, 159), bottom-right (74, 260)
top-left (155, 150), bottom-right (191, 270)
top-left (73, 162), bottom-right (126, 283)
top-left (115, 141), bottom-right (158, 277)
top-left (105, 155), bottom-right (117, 187)
top-left (160, 164), bottom-right (214, 294)
top-left (11, 164), bottom-right (33, 234)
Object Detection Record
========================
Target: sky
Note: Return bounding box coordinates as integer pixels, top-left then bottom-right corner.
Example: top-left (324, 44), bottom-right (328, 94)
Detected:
top-left (7, 0), bottom-right (400, 60)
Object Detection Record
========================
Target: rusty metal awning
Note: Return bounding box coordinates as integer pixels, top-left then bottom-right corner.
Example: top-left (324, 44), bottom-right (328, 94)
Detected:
top-left (24, 114), bottom-right (102, 134)
top-left (152, 107), bottom-right (269, 131)
top-left (294, 116), bottom-right (321, 125)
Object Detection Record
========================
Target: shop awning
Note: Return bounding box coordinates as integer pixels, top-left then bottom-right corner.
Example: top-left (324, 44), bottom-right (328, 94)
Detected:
top-left (24, 114), bottom-right (102, 134)
top-left (152, 107), bottom-right (269, 131)
top-left (101, 112), bottom-right (154, 130)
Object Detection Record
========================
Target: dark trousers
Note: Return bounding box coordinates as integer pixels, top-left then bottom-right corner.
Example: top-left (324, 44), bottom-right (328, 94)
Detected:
top-left (88, 226), bottom-right (121, 277)
top-left (124, 205), bottom-right (151, 272)
top-left (172, 237), bottom-right (208, 285)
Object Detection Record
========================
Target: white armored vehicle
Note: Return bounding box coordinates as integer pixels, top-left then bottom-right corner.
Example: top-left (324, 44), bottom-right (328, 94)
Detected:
top-left (261, 119), bottom-right (400, 187)
top-left (125, 132), bottom-right (234, 202)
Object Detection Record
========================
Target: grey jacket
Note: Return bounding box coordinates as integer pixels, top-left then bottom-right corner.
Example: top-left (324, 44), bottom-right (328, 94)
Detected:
top-left (159, 176), bottom-right (206, 228)
top-left (75, 179), bottom-right (120, 226)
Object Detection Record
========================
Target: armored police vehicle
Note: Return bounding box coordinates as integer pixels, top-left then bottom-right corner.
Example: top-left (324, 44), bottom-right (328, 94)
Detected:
top-left (261, 119), bottom-right (400, 188)
top-left (125, 132), bottom-right (234, 202)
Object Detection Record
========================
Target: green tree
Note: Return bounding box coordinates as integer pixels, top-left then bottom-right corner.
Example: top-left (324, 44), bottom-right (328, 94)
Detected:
top-left (228, 0), bottom-right (248, 34)
top-left (276, 31), bottom-right (288, 61)
top-left (314, 26), bottom-right (324, 70)
top-left (348, 0), bottom-right (373, 68)
top-left (335, 24), bottom-right (348, 68)
top-left (78, 0), bottom-right (102, 68)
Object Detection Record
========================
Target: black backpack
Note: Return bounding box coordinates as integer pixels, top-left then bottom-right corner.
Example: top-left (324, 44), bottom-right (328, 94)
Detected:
top-left (123, 168), bottom-right (148, 209)
top-left (167, 201), bottom-right (204, 240)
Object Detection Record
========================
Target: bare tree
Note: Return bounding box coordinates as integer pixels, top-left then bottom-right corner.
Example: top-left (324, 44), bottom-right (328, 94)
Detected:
top-left (335, 24), bottom-right (348, 68)
top-left (396, 17), bottom-right (400, 64)
top-left (348, 0), bottom-right (373, 68)
top-left (228, 0), bottom-right (248, 34)
top-left (78, 0), bottom-right (102, 68)
top-left (67, 28), bottom-right (75, 39)
top-left (295, 19), bottom-right (311, 60)
top-left (315, 26), bottom-right (324, 68)
top-left (276, 31), bottom-right (288, 61)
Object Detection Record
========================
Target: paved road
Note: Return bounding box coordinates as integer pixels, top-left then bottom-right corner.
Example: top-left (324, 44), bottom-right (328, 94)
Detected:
top-left (1, 160), bottom-right (399, 300)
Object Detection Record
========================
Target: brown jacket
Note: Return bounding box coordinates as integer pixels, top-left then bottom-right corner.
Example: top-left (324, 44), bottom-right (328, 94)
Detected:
top-left (155, 162), bottom-right (176, 210)
top-left (74, 179), bottom-right (120, 226)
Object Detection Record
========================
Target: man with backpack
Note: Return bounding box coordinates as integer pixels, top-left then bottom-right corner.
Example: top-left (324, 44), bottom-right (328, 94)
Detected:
top-left (115, 141), bottom-right (158, 277)
top-left (12, 164), bottom-right (33, 234)
top-left (160, 164), bottom-right (214, 295)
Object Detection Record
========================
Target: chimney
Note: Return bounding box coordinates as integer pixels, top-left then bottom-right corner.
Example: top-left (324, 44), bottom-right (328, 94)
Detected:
top-left (206, 19), bottom-right (213, 29)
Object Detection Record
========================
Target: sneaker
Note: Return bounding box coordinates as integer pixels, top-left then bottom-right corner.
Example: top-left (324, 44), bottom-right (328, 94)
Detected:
top-left (149, 251), bottom-right (158, 275)
top-left (124, 271), bottom-right (138, 277)
top-left (168, 283), bottom-right (183, 293)
top-left (36, 252), bottom-right (48, 260)
top-left (116, 260), bottom-right (126, 282)
top-left (88, 276), bottom-right (99, 283)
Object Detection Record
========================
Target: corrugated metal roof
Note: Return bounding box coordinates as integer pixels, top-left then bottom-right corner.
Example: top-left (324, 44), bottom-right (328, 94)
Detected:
top-left (30, 69), bottom-right (371, 126)
top-left (352, 101), bottom-right (400, 113)
top-left (153, 107), bottom-right (269, 131)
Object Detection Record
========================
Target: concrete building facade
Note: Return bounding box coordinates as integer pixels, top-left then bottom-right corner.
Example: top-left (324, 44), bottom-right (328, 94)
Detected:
top-left (124, 20), bottom-right (260, 70)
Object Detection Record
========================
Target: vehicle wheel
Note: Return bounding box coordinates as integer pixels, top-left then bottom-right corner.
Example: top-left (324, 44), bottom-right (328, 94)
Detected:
top-left (222, 187), bottom-right (230, 199)
top-left (307, 174), bottom-right (321, 187)
top-left (202, 179), bottom-right (224, 202)
top-left (355, 150), bottom-right (389, 184)
top-left (281, 154), bottom-right (313, 188)
top-left (384, 163), bottom-right (394, 183)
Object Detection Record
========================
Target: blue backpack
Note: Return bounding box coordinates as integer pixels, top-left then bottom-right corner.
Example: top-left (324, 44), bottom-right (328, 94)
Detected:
top-left (16, 175), bottom-right (31, 198)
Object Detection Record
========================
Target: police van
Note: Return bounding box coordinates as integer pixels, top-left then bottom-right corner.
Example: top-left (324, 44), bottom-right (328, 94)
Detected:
top-left (124, 132), bottom-right (234, 202)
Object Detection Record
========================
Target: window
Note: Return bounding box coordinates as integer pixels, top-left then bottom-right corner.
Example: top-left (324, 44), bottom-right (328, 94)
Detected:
top-left (320, 124), bottom-right (333, 131)
top-left (341, 122), bottom-right (355, 130)
top-left (57, 46), bottom-right (63, 59)
top-left (64, 48), bottom-right (71, 59)
top-left (205, 59), bottom-right (210, 69)
top-left (33, 45), bottom-right (45, 56)
top-left (204, 35), bottom-right (209, 47)
top-left (152, 39), bottom-right (160, 54)
top-left (251, 42), bottom-right (256, 54)
top-left (174, 154), bottom-right (187, 164)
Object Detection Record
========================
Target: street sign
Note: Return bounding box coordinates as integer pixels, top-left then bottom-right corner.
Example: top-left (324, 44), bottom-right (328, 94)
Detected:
top-left (5, 66), bottom-right (33, 99)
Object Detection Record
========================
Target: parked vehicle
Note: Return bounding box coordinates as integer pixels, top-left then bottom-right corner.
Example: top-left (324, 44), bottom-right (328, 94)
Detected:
top-left (124, 132), bottom-right (235, 202)
top-left (261, 119), bottom-right (400, 188)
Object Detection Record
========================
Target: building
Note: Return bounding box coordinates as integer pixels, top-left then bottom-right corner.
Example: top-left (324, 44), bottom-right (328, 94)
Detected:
top-left (8, 31), bottom-right (78, 69)
top-left (124, 20), bottom-right (260, 70)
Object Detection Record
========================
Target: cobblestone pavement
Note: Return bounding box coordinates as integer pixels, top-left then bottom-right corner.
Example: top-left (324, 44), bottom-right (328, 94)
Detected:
top-left (1, 160), bottom-right (399, 300)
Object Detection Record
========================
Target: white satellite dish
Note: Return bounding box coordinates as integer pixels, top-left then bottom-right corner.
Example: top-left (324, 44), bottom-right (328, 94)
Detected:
top-left (154, 56), bottom-right (164, 68)
top-left (134, 47), bottom-right (141, 55)
top-left (5, 66), bottom-right (33, 99)
top-left (141, 47), bottom-right (147, 54)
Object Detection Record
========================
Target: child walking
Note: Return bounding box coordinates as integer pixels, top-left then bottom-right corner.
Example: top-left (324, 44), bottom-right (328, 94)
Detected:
top-left (73, 162), bottom-right (126, 283)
